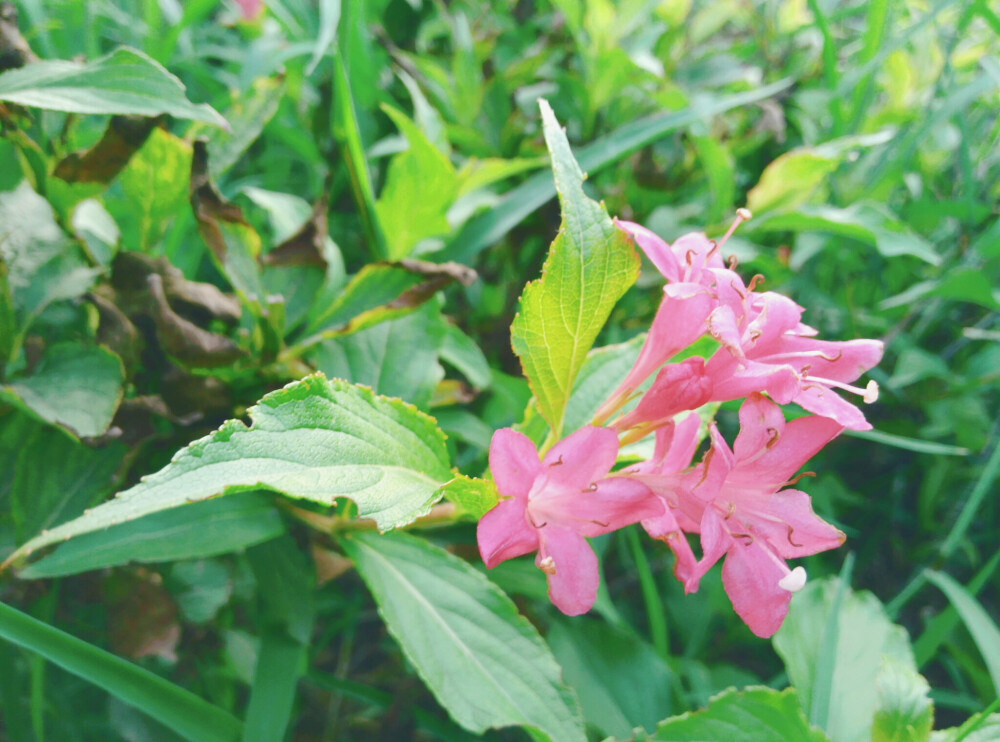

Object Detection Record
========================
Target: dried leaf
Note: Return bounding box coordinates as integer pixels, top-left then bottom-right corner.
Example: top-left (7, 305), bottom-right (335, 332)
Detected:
top-left (0, 3), bottom-right (37, 73)
top-left (53, 116), bottom-right (163, 184)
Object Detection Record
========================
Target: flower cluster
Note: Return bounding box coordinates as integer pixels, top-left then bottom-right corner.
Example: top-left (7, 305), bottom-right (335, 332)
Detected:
top-left (478, 213), bottom-right (883, 637)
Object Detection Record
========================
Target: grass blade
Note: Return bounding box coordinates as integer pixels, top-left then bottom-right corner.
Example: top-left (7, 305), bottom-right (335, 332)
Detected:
top-left (925, 570), bottom-right (1000, 697)
top-left (0, 601), bottom-right (242, 742)
top-left (242, 631), bottom-right (304, 742)
top-left (811, 551), bottom-right (855, 730)
top-left (439, 79), bottom-right (793, 264)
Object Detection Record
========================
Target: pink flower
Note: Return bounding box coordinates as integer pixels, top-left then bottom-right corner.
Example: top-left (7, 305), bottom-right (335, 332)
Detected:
top-left (679, 394), bottom-right (846, 637)
top-left (617, 413), bottom-right (703, 590)
top-left (478, 426), bottom-right (660, 615)
top-left (612, 357), bottom-right (712, 442)
top-left (704, 282), bottom-right (884, 430)
top-left (234, 0), bottom-right (264, 21)
top-left (595, 213), bottom-right (754, 425)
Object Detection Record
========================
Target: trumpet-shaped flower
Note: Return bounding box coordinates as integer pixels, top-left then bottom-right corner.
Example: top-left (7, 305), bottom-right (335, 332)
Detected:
top-left (680, 394), bottom-right (846, 637)
top-left (478, 426), bottom-right (661, 615)
top-left (704, 275), bottom-right (883, 430)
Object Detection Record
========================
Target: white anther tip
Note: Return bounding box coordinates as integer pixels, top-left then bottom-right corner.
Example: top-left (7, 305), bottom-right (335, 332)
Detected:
top-left (736, 207), bottom-right (753, 221)
top-left (779, 566), bottom-right (807, 593)
top-left (864, 380), bottom-right (879, 404)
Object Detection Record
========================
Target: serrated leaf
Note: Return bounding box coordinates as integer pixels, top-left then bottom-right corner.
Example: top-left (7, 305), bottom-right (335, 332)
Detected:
top-left (773, 577), bottom-right (921, 742)
top-left (440, 474), bottom-right (498, 519)
top-left (626, 687), bottom-right (829, 742)
top-left (21, 492), bottom-right (284, 579)
top-left (510, 100), bottom-right (639, 438)
top-left (0, 47), bottom-right (227, 126)
top-left (0, 343), bottom-right (124, 438)
top-left (5, 374), bottom-right (452, 570)
top-left (871, 658), bottom-right (934, 742)
top-left (375, 105), bottom-right (458, 260)
top-left (341, 531), bottom-right (586, 742)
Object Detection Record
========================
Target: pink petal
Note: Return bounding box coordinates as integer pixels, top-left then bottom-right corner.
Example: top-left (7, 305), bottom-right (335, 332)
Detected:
top-left (672, 232), bottom-right (723, 272)
top-left (658, 412), bottom-right (702, 474)
top-left (740, 488), bottom-right (845, 559)
top-left (745, 414), bottom-right (843, 483)
top-left (706, 304), bottom-right (744, 359)
top-left (792, 384), bottom-right (873, 430)
top-left (541, 425), bottom-right (620, 489)
top-left (616, 220), bottom-right (681, 282)
top-left (548, 477), bottom-right (661, 537)
top-left (614, 358), bottom-right (712, 430)
top-left (705, 354), bottom-right (801, 404)
top-left (733, 393), bottom-right (786, 462)
top-left (721, 538), bottom-right (793, 638)
top-left (537, 526), bottom-right (599, 616)
top-left (477, 499), bottom-right (539, 568)
top-left (693, 505), bottom-right (733, 581)
top-left (641, 505), bottom-right (700, 593)
top-left (777, 336), bottom-right (883, 382)
top-left (489, 428), bottom-right (543, 498)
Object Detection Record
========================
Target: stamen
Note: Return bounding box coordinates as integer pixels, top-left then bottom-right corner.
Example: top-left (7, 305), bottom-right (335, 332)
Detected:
top-left (747, 274), bottom-right (765, 292)
top-left (731, 531), bottom-right (755, 546)
top-left (694, 447), bottom-right (715, 487)
top-left (730, 279), bottom-right (746, 300)
top-left (727, 254), bottom-right (739, 270)
top-left (716, 208), bottom-right (752, 251)
top-left (765, 427), bottom-right (780, 449)
top-left (685, 248), bottom-right (697, 265)
top-left (784, 471), bottom-right (816, 487)
top-left (526, 511), bottom-right (548, 529)
top-left (584, 482), bottom-right (598, 493)
top-left (724, 502), bottom-right (736, 520)
top-left (706, 239), bottom-right (719, 257)
top-left (778, 566), bottom-right (807, 592)
top-left (538, 556), bottom-right (556, 575)
top-left (588, 518), bottom-right (609, 527)
top-left (550, 456), bottom-right (564, 466)
top-left (786, 525), bottom-right (803, 548)
top-left (864, 379), bottom-right (879, 404)
top-left (802, 374), bottom-right (879, 403)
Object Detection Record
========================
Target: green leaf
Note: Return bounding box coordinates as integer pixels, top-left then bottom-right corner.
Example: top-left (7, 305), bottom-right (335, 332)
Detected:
top-left (773, 577), bottom-right (922, 742)
top-left (924, 570), bottom-right (1000, 697)
top-left (299, 259), bottom-right (475, 346)
top-left (341, 531), bottom-right (586, 742)
top-left (310, 302), bottom-right (446, 408)
top-left (0, 181), bottom-right (100, 356)
top-left (3, 411), bottom-right (125, 545)
top-left (5, 374), bottom-right (452, 569)
top-left (0, 47), bottom-right (227, 126)
top-left (111, 127), bottom-right (194, 252)
top-left (0, 600), bottom-right (241, 742)
top-left (439, 322), bottom-right (491, 389)
top-left (548, 616), bottom-right (672, 739)
top-left (375, 105), bottom-right (458, 260)
top-left (930, 713), bottom-right (1000, 742)
top-left (169, 559), bottom-right (233, 624)
top-left (20, 492), bottom-right (284, 579)
top-left (439, 474), bottom-right (498, 520)
top-left (563, 334), bottom-right (644, 435)
top-left (201, 76), bottom-right (286, 178)
top-left (510, 99), bottom-right (639, 438)
top-left (748, 203), bottom-right (940, 266)
top-left (0, 343), bottom-right (124, 438)
top-left (871, 658), bottom-right (934, 742)
top-left (440, 80), bottom-right (794, 265)
top-left (628, 687), bottom-right (829, 742)
top-left (307, 0), bottom-right (341, 74)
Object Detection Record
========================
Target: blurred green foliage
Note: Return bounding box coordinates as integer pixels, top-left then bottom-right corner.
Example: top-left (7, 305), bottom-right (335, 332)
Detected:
top-left (0, 0), bottom-right (998, 739)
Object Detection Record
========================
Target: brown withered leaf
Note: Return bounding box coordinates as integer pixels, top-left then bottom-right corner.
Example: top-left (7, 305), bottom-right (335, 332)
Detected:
top-left (112, 251), bottom-right (241, 325)
top-left (0, 3), bottom-right (37, 73)
top-left (385, 258), bottom-right (477, 308)
top-left (189, 139), bottom-right (252, 258)
top-left (104, 569), bottom-right (180, 662)
top-left (53, 116), bottom-right (163, 184)
top-left (146, 273), bottom-right (245, 368)
top-left (311, 543), bottom-right (354, 586)
top-left (262, 194), bottom-right (329, 268)
top-left (160, 368), bottom-right (232, 420)
top-left (87, 288), bottom-right (143, 373)
top-left (428, 379), bottom-right (476, 407)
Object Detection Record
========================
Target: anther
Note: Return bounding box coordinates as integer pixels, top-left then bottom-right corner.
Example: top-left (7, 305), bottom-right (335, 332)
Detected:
top-left (778, 566), bottom-right (807, 592)
top-left (538, 556), bottom-right (556, 575)
top-left (864, 380), bottom-right (879, 404)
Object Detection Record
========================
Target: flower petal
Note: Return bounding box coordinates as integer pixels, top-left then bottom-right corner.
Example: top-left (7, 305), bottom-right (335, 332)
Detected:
top-left (793, 383), bottom-right (872, 430)
top-left (489, 428), bottom-right (543, 498)
top-left (537, 526), bottom-right (599, 616)
top-left (745, 414), bottom-right (843, 483)
top-left (615, 358), bottom-right (712, 430)
top-left (477, 499), bottom-right (539, 568)
top-left (721, 538), bottom-right (793, 638)
top-left (733, 393), bottom-right (786, 462)
top-left (541, 425), bottom-right (620, 489)
top-left (552, 477), bottom-right (661, 537)
top-left (741, 488), bottom-right (846, 559)
top-left (616, 220), bottom-right (681, 282)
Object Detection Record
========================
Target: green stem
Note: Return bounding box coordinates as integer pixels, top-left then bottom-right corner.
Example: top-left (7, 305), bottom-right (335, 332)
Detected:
top-left (626, 526), bottom-right (668, 659)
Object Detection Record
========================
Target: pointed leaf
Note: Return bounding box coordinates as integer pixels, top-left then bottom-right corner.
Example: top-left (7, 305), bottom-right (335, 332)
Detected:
top-left (0, 342), bottom-right (124, 438)
top-left (341, 531), bottom-right (586, 742)
top-left (5, 374), bottom-right (452, 570)
top-left (510, 100), bottom-right (639, 437)
top-left (0, 47), bottom-right (227, 126)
